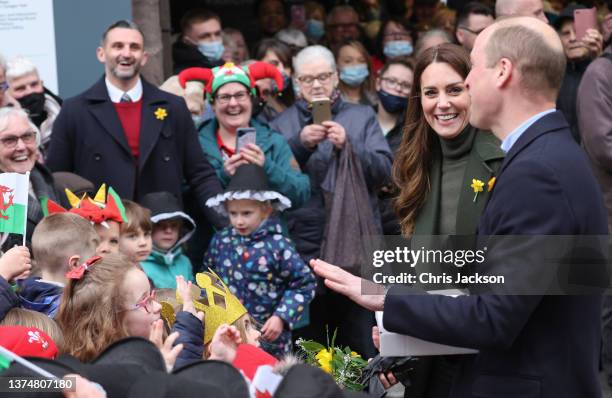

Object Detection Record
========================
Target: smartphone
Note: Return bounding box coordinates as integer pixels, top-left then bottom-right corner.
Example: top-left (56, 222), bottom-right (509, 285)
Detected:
top-left (311, 98), bottom-right (332, 125)
top-left (574, 8), bottom-right (597, 41)
top-left (236, 127), bottom-right (256, 152)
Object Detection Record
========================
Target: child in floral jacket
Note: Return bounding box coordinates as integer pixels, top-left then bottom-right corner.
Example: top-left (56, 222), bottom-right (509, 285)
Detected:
top-left (203, 164), bottom-right (315, 358)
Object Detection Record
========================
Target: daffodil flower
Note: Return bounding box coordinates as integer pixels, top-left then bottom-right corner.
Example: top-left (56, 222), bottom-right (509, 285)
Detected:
top-left (471, 178), bottom-right (484, 202)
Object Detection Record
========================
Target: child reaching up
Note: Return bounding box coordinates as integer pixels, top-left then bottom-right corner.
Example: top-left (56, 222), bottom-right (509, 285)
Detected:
top-left (203, 164), bottom-right (315, 358)
top-left (140, 192), bottom-right (196, 288)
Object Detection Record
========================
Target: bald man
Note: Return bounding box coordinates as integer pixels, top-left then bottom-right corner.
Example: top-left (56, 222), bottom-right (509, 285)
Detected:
top-left (311, 17), bottom-right (607, 398)
top-left (496, 0), bottom-right (548, 23)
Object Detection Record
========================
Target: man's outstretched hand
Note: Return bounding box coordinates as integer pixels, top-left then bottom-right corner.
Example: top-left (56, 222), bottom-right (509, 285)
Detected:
top-left (309, 258), bottom-right (386, 311)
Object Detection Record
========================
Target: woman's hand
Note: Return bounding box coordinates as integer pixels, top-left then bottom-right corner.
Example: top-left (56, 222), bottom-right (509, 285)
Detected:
top-left (239, 143), bottom-right (266, 167)
top-left (0, 245), bottom-right (31, 282)
top-left (300, 124), bottom-right (327, 148)
top-left (208, 324), bottom-right (242, 363)
top-left (224, 153), bottom-right (249, 177)
top-left (261, 315), bottom-right (284, 342)
top-left (323, 121), bottom-right (346, 149)
top-left (176, 276), bottom-right (204, 322)
top-left (149, 319), bottom-right (183, 372)
top-left (581, 28), bottom-right (603, 59)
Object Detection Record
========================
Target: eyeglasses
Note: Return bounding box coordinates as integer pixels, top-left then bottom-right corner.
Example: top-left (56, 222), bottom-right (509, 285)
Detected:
top-left (127, 290), bottom-right (157, 313)
top-left (0, 131), bottom-right (37, 148)
top-left (0, 81), bottom-right (8, 92)
top-left (381, 77), bottom-right (412, 93)
top-left (215, 91), bottom-right (250, 105)
top-left (297, 72), bottom-right (334, 87)
top-left (458, 26), bottom-right (486, 35)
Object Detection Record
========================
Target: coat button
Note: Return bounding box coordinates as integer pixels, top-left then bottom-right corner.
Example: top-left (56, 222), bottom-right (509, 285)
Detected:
top-left (163, 155), bottom-right (170, 162)
top-left (94, 154), bottom-right (101, 161)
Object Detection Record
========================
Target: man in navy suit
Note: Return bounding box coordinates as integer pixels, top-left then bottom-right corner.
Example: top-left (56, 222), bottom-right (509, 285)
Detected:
top-left (311, 17), bottom-right (607, 397)
top-left (46, 20), bottom-right (224, 227)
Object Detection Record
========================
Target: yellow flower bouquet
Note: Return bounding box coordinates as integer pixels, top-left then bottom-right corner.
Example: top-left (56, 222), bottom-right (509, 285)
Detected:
top-left (296, 328), bottom-right (368, 391)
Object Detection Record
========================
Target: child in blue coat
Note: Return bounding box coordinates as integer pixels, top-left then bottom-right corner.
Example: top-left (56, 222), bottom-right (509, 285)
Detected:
top-left (203, 164), bottom-right (315, 358)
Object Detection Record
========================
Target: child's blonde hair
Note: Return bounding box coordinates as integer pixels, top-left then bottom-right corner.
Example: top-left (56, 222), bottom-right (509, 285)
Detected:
top-left (56, 253), bottom-right (140, 362)
top-left (32, 213), bottom-right (98, 274)
top-left (0, 308), bottom-right (65, 353)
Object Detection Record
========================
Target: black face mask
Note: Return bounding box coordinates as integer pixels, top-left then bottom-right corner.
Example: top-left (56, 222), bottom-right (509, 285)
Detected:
top-left (377, 90), bottom-right (408, 114)
top-left (17, 92), bottom-right (46, 127)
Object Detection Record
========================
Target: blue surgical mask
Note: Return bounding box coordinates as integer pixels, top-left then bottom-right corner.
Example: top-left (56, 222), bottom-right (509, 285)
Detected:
top-left (305, 19), bottom-right (325, 41)
top-left (377, 89), bottom-right (408, 114)
top-left (383, 40), bottom-right (414, 58)
top-left (198, 41), bottom-right (225, 61)
top-left (339, 64), bottom-right (369, 87)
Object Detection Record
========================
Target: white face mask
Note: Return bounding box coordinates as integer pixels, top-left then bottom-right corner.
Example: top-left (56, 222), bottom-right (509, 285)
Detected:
top-left (197, 41), bottom-right (225, 61)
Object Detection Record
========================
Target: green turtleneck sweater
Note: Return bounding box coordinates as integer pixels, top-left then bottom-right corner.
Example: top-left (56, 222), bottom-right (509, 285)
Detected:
top-left (438, 127), bottom-right (476, 235)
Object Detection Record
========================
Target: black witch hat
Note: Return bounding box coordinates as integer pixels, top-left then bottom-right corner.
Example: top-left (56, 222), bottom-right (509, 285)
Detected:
top-left (205, 164), bottom-right (291, 216)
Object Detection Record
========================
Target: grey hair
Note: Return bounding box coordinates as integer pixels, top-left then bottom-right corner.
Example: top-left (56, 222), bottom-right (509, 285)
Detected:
top-left (293, 45), bottom-right (336, 76)
top-left (275, 28), bottom-right (308, 48)
top-left (6, 56), bottom-right (39, 82)
top-left (0, 107), bottom-right (42, 147)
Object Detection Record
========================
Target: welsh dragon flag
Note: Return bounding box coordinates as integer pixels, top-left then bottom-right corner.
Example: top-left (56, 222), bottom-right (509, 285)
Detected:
top-left (0, 172), bottom-right (29, 235)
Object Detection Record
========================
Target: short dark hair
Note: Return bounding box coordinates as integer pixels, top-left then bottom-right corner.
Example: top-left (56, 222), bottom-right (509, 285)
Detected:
top-left (378, 58), bottom-right (414, 78)
top-left (455, 2), bottom-right (494, 31)
top-left (101, 20), bottom-right (144, 46)
top-left (180, 8), bottom-right (220, 35)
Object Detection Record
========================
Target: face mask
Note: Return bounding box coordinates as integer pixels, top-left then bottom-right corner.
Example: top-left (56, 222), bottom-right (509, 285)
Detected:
top-left (197, 41), bottom-right (225, 61)
top-left (281, 72), bottom-right (291, 92)
top-left (17, 92), bottom-right (46, 127)
top-left (383, 40), bottom-right (414, 58)
top-left (305, 19), bottom-right (325, 40)
top-left (377, 89), bottom-right (408, 114)
top-left (339, 64), bottom-right (369, 87)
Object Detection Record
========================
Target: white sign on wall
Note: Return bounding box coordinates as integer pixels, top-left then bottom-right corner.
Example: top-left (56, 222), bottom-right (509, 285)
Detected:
top-left (0, 0), bottom-right (58, 93)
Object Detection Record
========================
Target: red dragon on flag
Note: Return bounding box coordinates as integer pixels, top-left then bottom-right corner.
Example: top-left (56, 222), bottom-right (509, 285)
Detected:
top-left (0, 185), bottom-right (15, 220)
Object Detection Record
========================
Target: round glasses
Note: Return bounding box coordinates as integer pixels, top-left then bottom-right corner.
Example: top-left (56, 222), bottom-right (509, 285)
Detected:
top-left (0, 131), bottom-right (37, 148)
top-left (127, 290), bottom-right (157, 313)
top-left (297, 72), bottom-right (334, 87)
top-left (380, 77), bottom-right (412, 94)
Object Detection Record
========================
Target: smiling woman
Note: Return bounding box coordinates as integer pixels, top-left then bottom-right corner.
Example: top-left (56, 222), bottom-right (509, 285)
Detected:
top-left (0, 108), bottom-right (61, 250)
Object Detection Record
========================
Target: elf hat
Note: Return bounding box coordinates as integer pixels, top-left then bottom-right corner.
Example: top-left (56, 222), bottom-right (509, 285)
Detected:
top-left (41, 183), bottom-right (128, 228)
top-left (205, 164), bottom-right (291, 216)
top-left (178, 61), bottom-right (283, 102)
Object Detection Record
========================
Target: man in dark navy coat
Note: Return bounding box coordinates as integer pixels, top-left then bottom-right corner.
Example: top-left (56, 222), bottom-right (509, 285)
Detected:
top-left (311, 17), bottom-right (608, 398)
top-left (46, 20), bottom-right (224, 227)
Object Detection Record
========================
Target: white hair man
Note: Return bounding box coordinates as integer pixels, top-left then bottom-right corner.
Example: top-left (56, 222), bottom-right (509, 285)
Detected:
top-left (6, 57), bottom-right (61, 154)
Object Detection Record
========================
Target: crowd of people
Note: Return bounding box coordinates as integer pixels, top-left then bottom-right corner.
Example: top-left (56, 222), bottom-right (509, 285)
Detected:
top-left (0, 0), bottom-right (611, 397)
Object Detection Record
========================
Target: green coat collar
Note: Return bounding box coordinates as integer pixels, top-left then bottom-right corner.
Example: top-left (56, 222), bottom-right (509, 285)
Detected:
top-left (413, 127), bottom-right (504, 235)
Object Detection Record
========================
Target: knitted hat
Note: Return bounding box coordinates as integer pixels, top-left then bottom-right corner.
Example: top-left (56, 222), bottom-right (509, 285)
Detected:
top-left (205, 164), bottom-right (291, 216)
top-left (178, 61), bottom-right (284, 102)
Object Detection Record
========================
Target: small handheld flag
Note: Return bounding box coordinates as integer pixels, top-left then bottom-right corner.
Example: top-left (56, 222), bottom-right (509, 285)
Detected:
top-left (0, 346), bottom-right (57, 379)
top-left (0, 172), bottom-right (29, 245)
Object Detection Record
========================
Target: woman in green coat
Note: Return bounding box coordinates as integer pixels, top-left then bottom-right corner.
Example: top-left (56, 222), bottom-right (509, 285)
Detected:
top-left (389, 44), bottom-right (504, 398)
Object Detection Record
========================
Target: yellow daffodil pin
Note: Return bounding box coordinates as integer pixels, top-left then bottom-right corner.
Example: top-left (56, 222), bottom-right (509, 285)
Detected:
top-left (471, 178), bottom-right (484, 202)
top-left (155, 107), bottom-right (168, 120)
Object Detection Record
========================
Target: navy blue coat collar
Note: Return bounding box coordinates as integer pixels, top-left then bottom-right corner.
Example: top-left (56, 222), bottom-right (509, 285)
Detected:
top-left (498, 111), bottom-right (569, 176)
